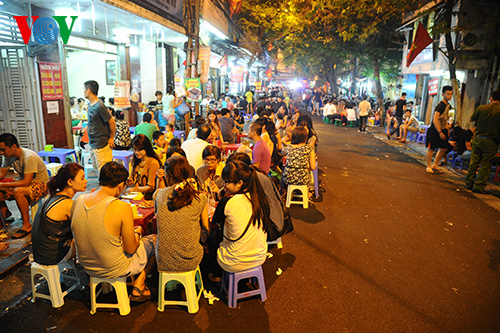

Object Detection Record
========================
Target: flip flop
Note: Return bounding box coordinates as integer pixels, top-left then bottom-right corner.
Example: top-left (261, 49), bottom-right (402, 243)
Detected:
top-left (130, 286), bottom-right (151, 302)
top-left (12, 229), bottom-right (31, 239)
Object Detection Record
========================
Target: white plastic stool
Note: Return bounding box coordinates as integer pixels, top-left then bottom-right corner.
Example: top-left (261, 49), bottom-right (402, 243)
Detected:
top-left (81, 151), bottom-right (98, 178)
top-left (267, 237), bottom-right (283, 249)
top-left (90, 276), bottom-right (130, 316)
top-left (31, 260), bottom-right (81, 308)
top-left (285, 185), bottom-right (309, 209)
top-left (46, 163), bottom-right (63, 177)
top-left (157, 266), bottom-right (203, 313)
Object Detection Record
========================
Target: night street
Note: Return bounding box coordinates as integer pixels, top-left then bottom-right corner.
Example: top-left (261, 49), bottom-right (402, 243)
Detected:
top-left (1, 117), bottom-right (499, 332)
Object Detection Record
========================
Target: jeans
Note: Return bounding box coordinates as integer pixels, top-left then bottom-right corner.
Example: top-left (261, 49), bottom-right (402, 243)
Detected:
top-left (359, 116), bottom-right (368, 132)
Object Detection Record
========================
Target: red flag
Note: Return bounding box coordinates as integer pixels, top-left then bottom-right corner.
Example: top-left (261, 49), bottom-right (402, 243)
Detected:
top-left (229, 0), bottom-right (243, 17)
top-left (265, 68), bottom-right (272, 79)
top-left (182, 59), bottom-right (187, 66)
top-left (406, 22), bottom-right (433, 67)
top-left (218, 54), bottom-right (228, 68)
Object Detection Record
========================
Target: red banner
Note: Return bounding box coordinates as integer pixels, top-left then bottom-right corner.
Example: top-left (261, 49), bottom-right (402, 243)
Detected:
top-left (39, 62), bottom-right (63, 100)
top-left (428, 78), bottom-right (439, 96)
top-left (231, 66), bottom-right (244, 82)
top-left (199, 45), bottom-right (211, 83)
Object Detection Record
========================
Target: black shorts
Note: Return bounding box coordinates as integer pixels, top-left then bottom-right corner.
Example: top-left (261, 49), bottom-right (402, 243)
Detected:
top-left (426, 126), bottom-right (452, 150)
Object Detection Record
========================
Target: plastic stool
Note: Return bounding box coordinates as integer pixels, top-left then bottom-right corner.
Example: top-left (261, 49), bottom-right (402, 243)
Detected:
top-left (347, 120), bottom-right (357, 127)
top-left (90, 276), bottom-right (130, 316)
top-left (221, 266), bottom-right (267, 309)
top-left (267, 237), bottom-right (283, 249)
top-left (46, 163), bottom-right (63, 177)
top-left (157, 266), bottom-right (203, 313)
top-left (334, 119), bottom-right (342, 126)
top-left (285, 184), bottom-right (309, 209)
top-left (81, 151), bottom-right (98, 178)
top-left (31, 260), bottom-right (81, 308)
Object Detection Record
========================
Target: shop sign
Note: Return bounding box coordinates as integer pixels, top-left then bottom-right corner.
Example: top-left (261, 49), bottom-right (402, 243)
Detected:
top-left (174, 76), bottom-right (186, 97)
top-left (185, 78), bottom-right (202, 103)
top-left (231, 66), bottom-right (244, 83)
top-left (128, 0), bottom-right (184, 26)
top-left (206, 80), bottom-right (212, 95)
top-left (255, 81), bottom-right (262, 93)
top-left (428, 78), bottom-right (439, 96)
top-left (14, 16), bottom-right (78, 44)
top-left (199, 46), bottom-right (211, 83)
top-left (229, 81), bottom-right (239, 94)
top-left (114, 81), bottom-right (131, 108)
top-left (38, 62), bottom-right (63, 100)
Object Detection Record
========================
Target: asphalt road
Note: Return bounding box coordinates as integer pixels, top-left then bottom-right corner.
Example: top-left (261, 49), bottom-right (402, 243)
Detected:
top-left (1, 117), bottom-right (500, 332)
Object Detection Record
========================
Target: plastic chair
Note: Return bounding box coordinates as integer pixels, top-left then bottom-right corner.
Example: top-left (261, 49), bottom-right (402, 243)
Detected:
top-left (416, 125), bottom-right (429, 144)
top-left (285, 184), bottom-right (309, 209)
top-left (221, 266), bottom-right (267, 309)
top-left (452, 155), bottom-right (469, 170)
top-left (89, 276), bottom-right (130, 316)
top-left (81, 151), bottom-right (98, 178)
top-left (31, 260), bottom-right (81, 308)
top-left (334, 119), bottom-right (342, 126)
top-left (157, 266), bottom-right (203, 313)
top-left (46, 163), bottom-right (63, 177)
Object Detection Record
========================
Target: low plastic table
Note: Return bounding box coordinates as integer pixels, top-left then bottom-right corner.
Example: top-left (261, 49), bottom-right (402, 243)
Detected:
top-left (112, 150), bottom-right (134, 172)
top-left (38, 148), bottom-right (78, 164)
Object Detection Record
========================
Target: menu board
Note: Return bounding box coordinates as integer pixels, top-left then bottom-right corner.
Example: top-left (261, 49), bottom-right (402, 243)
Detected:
top-left (114, 81), bottom-right (131, 108)
top-left (428, 78), bottom-right (439, 96)
top-left (185, 78), bottom-right (202, 103)
top-left (39, 62), bottom-right (63, 100)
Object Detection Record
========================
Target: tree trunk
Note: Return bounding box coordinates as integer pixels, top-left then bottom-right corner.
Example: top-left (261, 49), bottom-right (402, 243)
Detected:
top-left (373, 54), bottom-right (385, 125)
top-left (444, 0), bottom-right (462, 125)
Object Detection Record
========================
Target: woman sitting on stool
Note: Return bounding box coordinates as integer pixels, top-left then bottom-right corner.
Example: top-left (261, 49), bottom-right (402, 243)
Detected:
top-left (32, 163), bottom-right (88, 265)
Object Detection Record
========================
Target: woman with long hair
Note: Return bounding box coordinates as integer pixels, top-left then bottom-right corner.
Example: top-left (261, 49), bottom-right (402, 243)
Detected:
top-left (282, 126), bottom-right (316, 186)
top-left (209, 160), bottom-right (271, 279)
top-left (207, 111), bottom-right (225, 144)
top-left (32, 163), bottom-right (87, 265)
top-left (297, 114), bottom-right (319, 148)
top-left (154, 156), bottom-right (209, 272)
top-left (126, 134), bottom-right (161, 200)
top-left (162, 85), bottom-right (176, 126)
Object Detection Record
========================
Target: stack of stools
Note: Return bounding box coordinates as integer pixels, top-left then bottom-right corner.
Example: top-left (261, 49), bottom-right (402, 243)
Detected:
top-left (221, 266), bottom-right (267, 309)
top-left (157, 266), bottom-right (204, 313)
top-left (30, 260), bottom-right (82, 308)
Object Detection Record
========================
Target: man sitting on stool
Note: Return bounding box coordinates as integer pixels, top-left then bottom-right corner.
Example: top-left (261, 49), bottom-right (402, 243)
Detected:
top-left (0, 133), bottom-right (49, 239)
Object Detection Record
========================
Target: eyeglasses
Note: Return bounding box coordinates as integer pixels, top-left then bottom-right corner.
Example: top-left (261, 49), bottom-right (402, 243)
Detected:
top-left (203, 157), bottom-right (219, 164)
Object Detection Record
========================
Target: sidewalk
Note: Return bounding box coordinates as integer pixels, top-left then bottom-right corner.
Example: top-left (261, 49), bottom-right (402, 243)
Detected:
top-left (367, 124), bottom-right (500, 212)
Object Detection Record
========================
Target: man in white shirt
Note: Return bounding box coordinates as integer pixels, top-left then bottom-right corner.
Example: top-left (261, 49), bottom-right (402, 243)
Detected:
top-left (358, 97), bottom-right (371, 133)
top-left (396, 109), bottom-right (420, 143)
top-left (181, 124), bottom-right (212, 170)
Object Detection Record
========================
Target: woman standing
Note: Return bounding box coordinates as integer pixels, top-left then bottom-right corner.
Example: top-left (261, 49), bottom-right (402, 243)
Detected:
top-left (154, 156), bottom-right (209, 272)
top-left (32, 163), bottom-right (88, 265)
top-left (162, 85), bottom-right (176, 127)
top-left (126, 134), bottom-right (161, 200)
top-left (282, 126), bottom-right (316, 186)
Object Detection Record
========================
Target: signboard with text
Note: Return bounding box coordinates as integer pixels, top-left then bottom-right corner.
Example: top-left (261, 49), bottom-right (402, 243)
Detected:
top-left (255, 81), bottom-right (262, 93)
top-left (428, 78), bottom-right (439, 96)
top-left (199, 45), bottom-right (211, 83)
top-left (231, 66), bottom-right (244, 82)
top-left (128, 0), bottom-right (183, 26)
top-left (185, 78), bottom-right (202, 103)
top-left (114, 81), bottom-right (131, 108)
top-left (38, 62), bottom-right (63, 100)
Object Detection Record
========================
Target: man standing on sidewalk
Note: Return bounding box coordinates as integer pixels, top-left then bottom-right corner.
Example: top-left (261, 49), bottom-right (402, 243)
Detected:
top-left (358, 97), bottom-right (371, 133)
top-left (465, 90), bottom-right (500, 193)
top-left (395, 93), bottom-right (407, 130)
top-left (425, 86), bottom-right (453, 173)
top-left (85, 80), bottom-right (115, 172)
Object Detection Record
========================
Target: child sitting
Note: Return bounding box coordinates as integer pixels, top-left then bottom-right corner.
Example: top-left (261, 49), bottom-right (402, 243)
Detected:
top-left (164, 123), bottom-right (175, 144)
top-left (153, 131), bottom-right (168, 164)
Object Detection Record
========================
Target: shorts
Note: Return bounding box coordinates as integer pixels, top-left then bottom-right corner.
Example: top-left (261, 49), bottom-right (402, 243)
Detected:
top-left (0, 181), bottom-right (47, 203)
top-left (166, 114), bottom-right (176, 124)
top-left (91, 145), bottom-right (113, 171)
top-left (122, 234), bottom-right (157, 277)
top-left (408, 126), bottom-right (419, 133)
top-left (426, 127), bottom-right (452, 150)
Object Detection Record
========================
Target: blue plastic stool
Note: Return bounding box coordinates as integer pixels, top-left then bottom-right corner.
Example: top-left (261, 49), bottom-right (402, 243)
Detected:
top-left (221, 266), bottom-right (267, 308)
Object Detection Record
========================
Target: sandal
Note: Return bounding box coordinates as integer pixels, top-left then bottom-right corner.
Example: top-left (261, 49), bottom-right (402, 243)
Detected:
top-left (130, 286), bottom-right (151, 302)
top-left (425, 167), bottom-right (434, 174)
top-left (12, 229), bottom-right (31, 239)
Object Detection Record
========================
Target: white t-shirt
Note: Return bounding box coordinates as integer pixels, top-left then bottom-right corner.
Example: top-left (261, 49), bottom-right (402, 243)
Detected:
top-left (181, 138), bottom-right (210, 170)
top-left (358, 100), bottom-right (371, 116)
top-left (347, 108), bottom-right (357, 121)
top-left (217, 193), bottom-right (268, 273)
top-left (323, 104), bottom-right (332, 116)
top-left (405, 115), bottom-right (419, 128)
top-left (163, 94), bottom-right (175, 117)
top-left (1, 147), bottom-right (49, 183)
